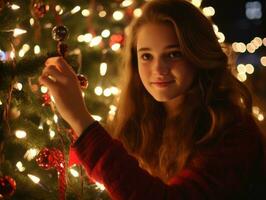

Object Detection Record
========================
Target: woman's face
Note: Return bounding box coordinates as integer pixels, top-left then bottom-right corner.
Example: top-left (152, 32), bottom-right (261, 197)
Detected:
top-left (136, 23), bottom-right (195, 102)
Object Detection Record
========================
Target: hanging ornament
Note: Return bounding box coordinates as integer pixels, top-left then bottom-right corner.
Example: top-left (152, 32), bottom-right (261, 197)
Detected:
top-left (51, 25), bottom-right (89, 89)
top-left (42, 93), bottom-right (51, 106)
top-left (36, 148), bottom-right (66, 200)
top-left (32, 0), bottom-right (49, 19)
top-left (0, 176), bottom-right (16, 198)
top-left (77, 74), bottom-right (89, 89)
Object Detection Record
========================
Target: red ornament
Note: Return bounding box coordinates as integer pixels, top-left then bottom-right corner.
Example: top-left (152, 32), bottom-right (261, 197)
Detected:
top-left (42, 93), bottom-right (51, 106)
top-left (32, 1), bottom-right (49, 18)
top-left (0, 176), bottom-right (16, 198)
top-left (36, 147), bottom-right (65, 172)
top-left (77, 74), bottom-right (89, 89)
top-left (109, 33), bottom-right (124, 47)
top-left (36, 148), bottom-right (66, 200)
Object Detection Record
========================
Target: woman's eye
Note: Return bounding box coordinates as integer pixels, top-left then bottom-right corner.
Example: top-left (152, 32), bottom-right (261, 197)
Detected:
top-left (167, 51), bottom-right (182, 59)
top-left (141, 53), bottom-right (153, 61)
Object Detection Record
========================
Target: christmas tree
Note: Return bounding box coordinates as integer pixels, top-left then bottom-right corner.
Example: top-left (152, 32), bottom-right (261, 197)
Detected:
top-left (0, 0), bottom-right (265, 199)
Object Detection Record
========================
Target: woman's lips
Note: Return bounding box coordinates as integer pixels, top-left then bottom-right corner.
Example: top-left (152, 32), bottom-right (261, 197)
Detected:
top-left (151, 80), bottom-right (175, 88)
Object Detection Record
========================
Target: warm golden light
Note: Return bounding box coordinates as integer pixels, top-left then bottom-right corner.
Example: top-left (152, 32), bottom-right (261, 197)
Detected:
top-left (260, 56), bottom-right (266, 66)
top-left (28, 174), bottom-right (40, 184)
top-left (15, 130), bottom-right (27, 139)
top-left (113, 11), bottom-right (124, 21)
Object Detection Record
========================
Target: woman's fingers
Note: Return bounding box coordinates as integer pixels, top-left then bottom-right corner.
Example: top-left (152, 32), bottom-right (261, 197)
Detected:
top-left (45, 57), bottom-right (76, 75)
top-left (42, 65), bottom-right (65, 83)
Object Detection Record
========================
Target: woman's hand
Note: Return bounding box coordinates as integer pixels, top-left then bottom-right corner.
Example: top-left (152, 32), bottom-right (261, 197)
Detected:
top-left (39, 56), bottom-right (94, 136)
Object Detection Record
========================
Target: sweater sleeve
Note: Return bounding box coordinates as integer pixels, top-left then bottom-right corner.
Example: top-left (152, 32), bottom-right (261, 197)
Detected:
top-left (72, 121), bottom-right (264, 200)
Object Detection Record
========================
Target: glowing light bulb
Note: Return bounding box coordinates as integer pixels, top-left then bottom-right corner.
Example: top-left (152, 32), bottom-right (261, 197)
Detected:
top-left (237, 73), bottom-right (247, 82)
top-left (191, 0), bottom-right (202, 7)
top-left (90, 36), bottom-right (102, 47)
top-left (49, 129), bottom-right (55, 139)
top-left (11, 4), bottom-right (20, 10)
top-left (121, 0), bottom-right (133, 7)
top-left (13, 28), bottom-right (27, 37)
top-left (24, 148), bottom-right (39, 161)
top-left (92, 115), bottom-right (102, 121)
top-left (245, 64), bottom-right (254, 74)
top-left (82, 9), bottom-right (90, 17)
top-left (111, 43), bottom-right (121, 51)
top-left (70, 168), bottom-right (79, 177)
top-left (34, 45), bottom-right (41, 54)
top-left (15, 130), bottom-right (27, 139)
top-left (30, 18), bottom-right (35, 26)
top-left (100, 62), bottom-right (108, 76)
top-left (258, 114), bottom-right (264, 121)
top-left (237, 64), bottom-right (246, 73)
top-left (14, 82), bottom-right (23, 91)
top-left (113, 11), bottom-right (124, 21)
top-left (40, 86), bottom-right (48, 93)
top-left (111, 86), bottom-right (120, 95)
top-left (202, 6), bottom-right (215, 17)
top-left (28, 174), bottom-right (40, 184)
top-left (53, 114), bottom-right (58, 123)
top-left (16, 161), bottom-right (25, 172)
top-left (101, 29), bottom-right (110, 38)
top-left (103, 88), bottom-right (112, 97)
top-left (260, 56), bottom-right (266, 66)
top-left (95, 86), bottom-right (103, 96)
top-left (99, 10), bottom-right (107, 17)
top-left (95, 182), bottom-right (105, 191)
top-left (133, 8), bottom-right (142, 18)
top-left (71, 6), bottom-right (81, 14)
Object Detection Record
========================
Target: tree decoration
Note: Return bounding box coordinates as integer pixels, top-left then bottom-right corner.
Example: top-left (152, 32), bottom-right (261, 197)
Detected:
top-left (0, 176), bottom-right (16, 198)
top-left (31, 0), bottom-right (49, 19)
top-left (36, 148), bottom-right (66, 200)
top-left (77, 74), bottom-right (89, 89)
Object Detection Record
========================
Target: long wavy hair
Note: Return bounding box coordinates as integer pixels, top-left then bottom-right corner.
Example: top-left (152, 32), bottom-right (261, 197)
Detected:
top-left (111, 0), bottom-right (252, 183)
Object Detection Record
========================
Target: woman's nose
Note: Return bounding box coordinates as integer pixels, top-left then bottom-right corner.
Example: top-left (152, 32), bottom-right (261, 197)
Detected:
top-left (153, 58), bottom-right (169, 75)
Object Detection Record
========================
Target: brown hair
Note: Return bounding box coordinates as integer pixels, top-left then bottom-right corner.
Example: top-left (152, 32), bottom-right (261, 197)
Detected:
top-left (111, 0), bottom-right (252, 182)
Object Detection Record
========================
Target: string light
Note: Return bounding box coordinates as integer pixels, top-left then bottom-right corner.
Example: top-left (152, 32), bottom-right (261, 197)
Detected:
top-left (111, 43), bottom-right (121, 51)
top-left (260, 56), bottom-right (266, 66)
top-left (11, 4), bottom-right (20, 10)
top-left (216, 32), bottom-right (225, 43)
top-left (16, 161), bottom-right (25, 172)
top-left (133, 8), bottom-right (142, 18)
top-left (202, 6), bottom-right (215, 17)
top-left (90, 36), bottom-right (102, 47)
top-left (103, 88), bottom-right (112, 97)
top-left (10, 51), bottom-right (15, 59)
top-left (237, 73), bottom-right (247, 82)
top-left (95, 182), bottom-right (105, 191)
top-left (92, 115), bottom-right (102, 121)
top-left (28, 174), bottom-right (40, 184)
top-left (13, 28), bottom-right (27, 37)
top-left (82, 9), bottom-right (90, 17)
top-left (38, 123), bottom-right (43, 130)
top-left (30, 18), bottom-right (35, 26)
top-left (40, 86), bottom-right (48, 93)
top-left (24, 148), bottom-right (39, 161)
top-left (100, 62), bottom-right (108, 76)
top-left (99, 10), bottom-right (107, 18)
top-left (34, 45), bottom-right (41, 54)
top-left (263, 38), bottom-right (266, 46)
top-left (110, 86), bottom-right (120, 95)
top-left (71, 6), bottom-right (81, 14)
top-left (121, 0), bottom-right (133, 7)
top-left (94, 86), bottom-right (103, 96)
top-left (15, 130), bottom-right (27, 139)
top-left (69, 168), bottom-right (79, 177)
top-left (245, 64), bottom-right (254, 74)
top-left (84, 33), bottom-right (93, 43)
top-left (0, 100), bottom-right (2, 105)
top-left (113, 10), bottom-right (124, 21)
top-left (53, 114), bottom-right (58, 123)
top-left (191, 0), bottom-right (202, 7)
top-left (101, 29), bottom-right (111, 38)
top-left (14, 82), bottom-right (23, 91)
top-left (49, 129), bottom-right (55, 139)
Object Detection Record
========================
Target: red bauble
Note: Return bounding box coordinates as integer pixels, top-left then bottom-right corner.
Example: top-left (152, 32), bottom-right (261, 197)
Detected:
top-left (77, 74), bottom-right (89, 89)
top-left (36, 148), bottom-right (65, 172)
top-left (109, 33), bottom-right (124, 47)
top-left (0, 176), bottom-right (16, 198)
top-left (32, 1), bottom-right (49, 18)
top-left (42, 93), bottom-right (51, 106)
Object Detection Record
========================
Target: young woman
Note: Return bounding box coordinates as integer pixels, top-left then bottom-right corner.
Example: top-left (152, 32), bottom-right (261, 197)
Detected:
top-left (39, 0), bottom-right (265, 199)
